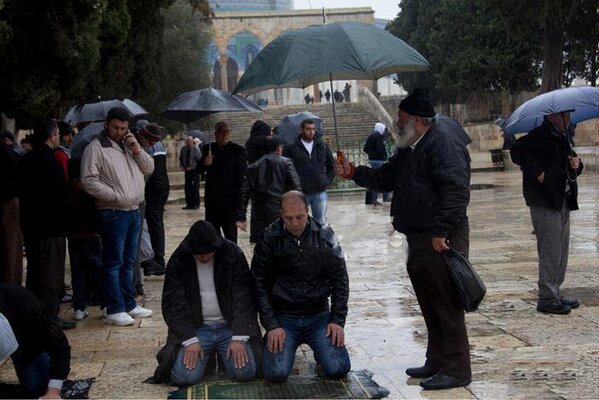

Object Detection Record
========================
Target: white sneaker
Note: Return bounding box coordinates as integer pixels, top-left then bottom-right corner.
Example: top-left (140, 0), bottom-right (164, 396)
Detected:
top-left (73, 309), bottom-right (88, 321)
top-left (128, 305), bottom-right (153, 318)
top-left (103, 312), bottom-right (135, 326)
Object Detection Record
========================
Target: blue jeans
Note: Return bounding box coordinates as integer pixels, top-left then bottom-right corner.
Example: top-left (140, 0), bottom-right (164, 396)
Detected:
top-left (171, 323), bottom-right (257, 386)
top-left (263, 311), bottom-right (351, 382)
top-left (13, 352), bottom-right (49, 398)
top-left (68, 236), bottom-right (102, 311)
top-left (306, 192), bottom-right (327, 225)
top-left (97, 209), bottom-right (141, 314)
top-left (367, 160), bottom-right (390, 203)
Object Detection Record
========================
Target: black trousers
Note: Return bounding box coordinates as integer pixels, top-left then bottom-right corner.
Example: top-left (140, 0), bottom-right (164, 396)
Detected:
top-left (24, 236), bottom-right (66, 319)
top-left (145, 188), bottom-right (169, 267)
top-left (206, 206), bottom-right (238, 243)
top-left (184, 170), bottom-right (200, 208)
top-left (406, 230), bottom-right (471, 379)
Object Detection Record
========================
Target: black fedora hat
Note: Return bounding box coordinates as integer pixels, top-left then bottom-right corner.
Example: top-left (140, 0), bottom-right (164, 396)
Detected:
top-left (182, 220), bottom-right (224, 254)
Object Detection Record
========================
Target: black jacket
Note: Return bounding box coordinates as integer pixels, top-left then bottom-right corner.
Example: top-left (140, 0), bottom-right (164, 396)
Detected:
top-left (199, 141), bottom-right (249, 221)
top-left (354, 123), bottom-right (471, 237)
top-left (0, 284), bottom-right (71, 380)
top-left (283, 137), bottom-right (335, 195)
top-left (363, 133), bottom-right (387, 161)
top-left (247, 153), bottom-right (301, 242)
top-left (251, 217), bottom-right (349, 331)
top-left (16, 144), bottom-right (70, 238)
top-left (510, 120), bottom-right (583, 211)
top-left (153, 240), bottom-right (261, 383)
top-left (146, 144), bottom-right (170, 198)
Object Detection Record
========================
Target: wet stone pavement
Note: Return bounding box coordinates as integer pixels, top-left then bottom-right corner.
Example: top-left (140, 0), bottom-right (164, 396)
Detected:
top-left (2, 168), bottom-right (599, 399)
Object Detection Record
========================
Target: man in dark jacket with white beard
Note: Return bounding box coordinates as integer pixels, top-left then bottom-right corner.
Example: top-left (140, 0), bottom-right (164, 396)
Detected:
top-left (335, 88), bottom-right (472, 390)
top-left (153, 221), bottom-right (261, 385)
top-left (252, 191), bottom-right (350, 383)
top-left (247, 136), bottom-right (301, 243)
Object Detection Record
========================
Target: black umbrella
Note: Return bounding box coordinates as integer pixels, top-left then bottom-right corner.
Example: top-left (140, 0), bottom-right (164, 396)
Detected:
top-left (161, 87), bottom-right (262, 124)
top-left (64, 99), bottom-right (148, 126)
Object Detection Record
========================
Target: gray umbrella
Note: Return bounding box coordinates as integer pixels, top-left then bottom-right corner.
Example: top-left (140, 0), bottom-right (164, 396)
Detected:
top-left (276, 111), bottom-right (323, 144)
top-left (70, 122), bottom-right (104, 159)
top-left (183, 129), bottom-right (210, 145)
top-left (64, 99), bottom-right (148, 126)
top-left (161, 87), bottom-right (262, 124)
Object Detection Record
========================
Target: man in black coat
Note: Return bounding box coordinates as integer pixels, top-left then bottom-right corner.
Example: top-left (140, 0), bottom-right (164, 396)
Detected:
top-left (283, 119), bottom-right (334, 224)
top-left (153, 221), bottom-right (260, 385)
top-left (247, 136), bottom-right (301, 243)
top-left (137, 122), bottom-right (169, 276)
top-left (510, 112), bottom-right (583, 315)
top-left (335, 88), bottom-right (472, 390)
top-left (16, 119), bottom-right (74, 330)
top-left (362, 122), bottom-right (390, 205)
top-left (251, 191), bottom-right (350, 383)
top-left (199, 122), bottom-right (249, 243)
top-left (0, 284), bottom-right (71, 398)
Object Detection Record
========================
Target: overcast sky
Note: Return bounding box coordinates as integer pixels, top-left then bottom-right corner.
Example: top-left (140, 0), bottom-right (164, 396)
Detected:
top-left (293, 0), bottom-right (399, 21)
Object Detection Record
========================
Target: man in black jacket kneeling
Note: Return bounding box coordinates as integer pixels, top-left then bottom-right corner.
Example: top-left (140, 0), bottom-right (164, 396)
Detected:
top-left (252, 190), bottom-right (350, 383)
top-left (153, 221), bottom-right (261, 385)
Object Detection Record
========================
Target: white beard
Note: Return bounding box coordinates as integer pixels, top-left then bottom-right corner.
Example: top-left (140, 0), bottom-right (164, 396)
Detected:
top-left (395, 119), bottom-right (418, 149)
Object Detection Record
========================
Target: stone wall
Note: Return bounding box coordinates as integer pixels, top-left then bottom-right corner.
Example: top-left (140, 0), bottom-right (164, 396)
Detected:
top-left (464, 118), bottom-right (599, 152)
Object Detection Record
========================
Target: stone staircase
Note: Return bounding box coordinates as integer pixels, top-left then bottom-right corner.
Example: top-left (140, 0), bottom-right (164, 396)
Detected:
top-left (224, 102), bottom-right (381, 150)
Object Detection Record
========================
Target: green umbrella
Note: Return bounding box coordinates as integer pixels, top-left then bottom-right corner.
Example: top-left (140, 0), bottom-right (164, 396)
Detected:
top-left (233, 21), bottom-right (429, 149)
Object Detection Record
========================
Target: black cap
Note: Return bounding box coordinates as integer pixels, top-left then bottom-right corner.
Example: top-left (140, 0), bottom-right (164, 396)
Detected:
top-left (182, 220), bottom-right (224, 254)
top-left (399, 88), bottom-right (436, 118)
top-left (57, 121), bottom-right (74, 136)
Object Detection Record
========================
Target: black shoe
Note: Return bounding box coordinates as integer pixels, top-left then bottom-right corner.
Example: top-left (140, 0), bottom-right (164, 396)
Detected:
top-left (420, 373), bottom-right (471, 390)
top-left (406, 365), bottom-right (438, 378)
top-left (182, 206), bottom-right (192, 210)
top-left (143, 260), bottom-right (166, 276)
top-left (537, 300), bottom-right (571, 314)
top-left (560, 296), bottom-right (580, 309)
top-left (55, 318), bottom-right (76, 330)
top-left (136, 285), bottom-right (144, 296)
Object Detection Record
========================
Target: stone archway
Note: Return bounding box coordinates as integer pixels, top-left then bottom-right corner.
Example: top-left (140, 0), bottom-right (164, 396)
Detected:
top-left (209, 7), bottom-right (376, 99)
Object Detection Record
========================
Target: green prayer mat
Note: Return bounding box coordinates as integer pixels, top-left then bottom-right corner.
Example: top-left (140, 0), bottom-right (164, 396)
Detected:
top-left (167, 370), bottom-right (389, 399)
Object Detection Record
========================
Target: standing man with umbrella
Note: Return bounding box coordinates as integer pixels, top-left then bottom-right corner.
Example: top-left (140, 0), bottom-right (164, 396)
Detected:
top-left (199, 122), bottom-right (249, 243)
top-left (335, 89), bottom-right (473, 390)
top-left (510, 111), bottom-right (583, 315)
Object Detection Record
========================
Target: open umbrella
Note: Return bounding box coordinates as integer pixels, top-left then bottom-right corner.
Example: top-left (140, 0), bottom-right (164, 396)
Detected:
top-left (64, 99), bottom-right (148, 126)
top-left (161, 87), bottom-right (262, 124)
top-left (183, 129), bottom-right (210, 145)
top-left (276, 111), bottom-right (323, 144)
top-left (233, 21), bottom-right (429, 149)
top-left (70, 122), bottom-right (104, 159)
top-left (503, 86), bottom-right (599, 135)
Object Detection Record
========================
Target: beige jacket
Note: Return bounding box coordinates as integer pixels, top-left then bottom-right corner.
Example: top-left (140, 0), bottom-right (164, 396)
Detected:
top-left (81, 132), bottom-right (154, 210)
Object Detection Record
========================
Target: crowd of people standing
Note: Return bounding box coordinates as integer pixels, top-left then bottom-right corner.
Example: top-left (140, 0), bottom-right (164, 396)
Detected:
top-left (0, 85), bottom-right (584, 396)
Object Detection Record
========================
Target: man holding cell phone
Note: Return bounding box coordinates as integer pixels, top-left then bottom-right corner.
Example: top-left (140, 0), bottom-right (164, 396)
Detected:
top-left (81, 107), bottom-right (155, 326)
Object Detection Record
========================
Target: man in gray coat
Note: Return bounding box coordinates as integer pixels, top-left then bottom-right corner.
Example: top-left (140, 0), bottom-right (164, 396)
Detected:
top-left (179, 136), bottom-right (202, 210)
